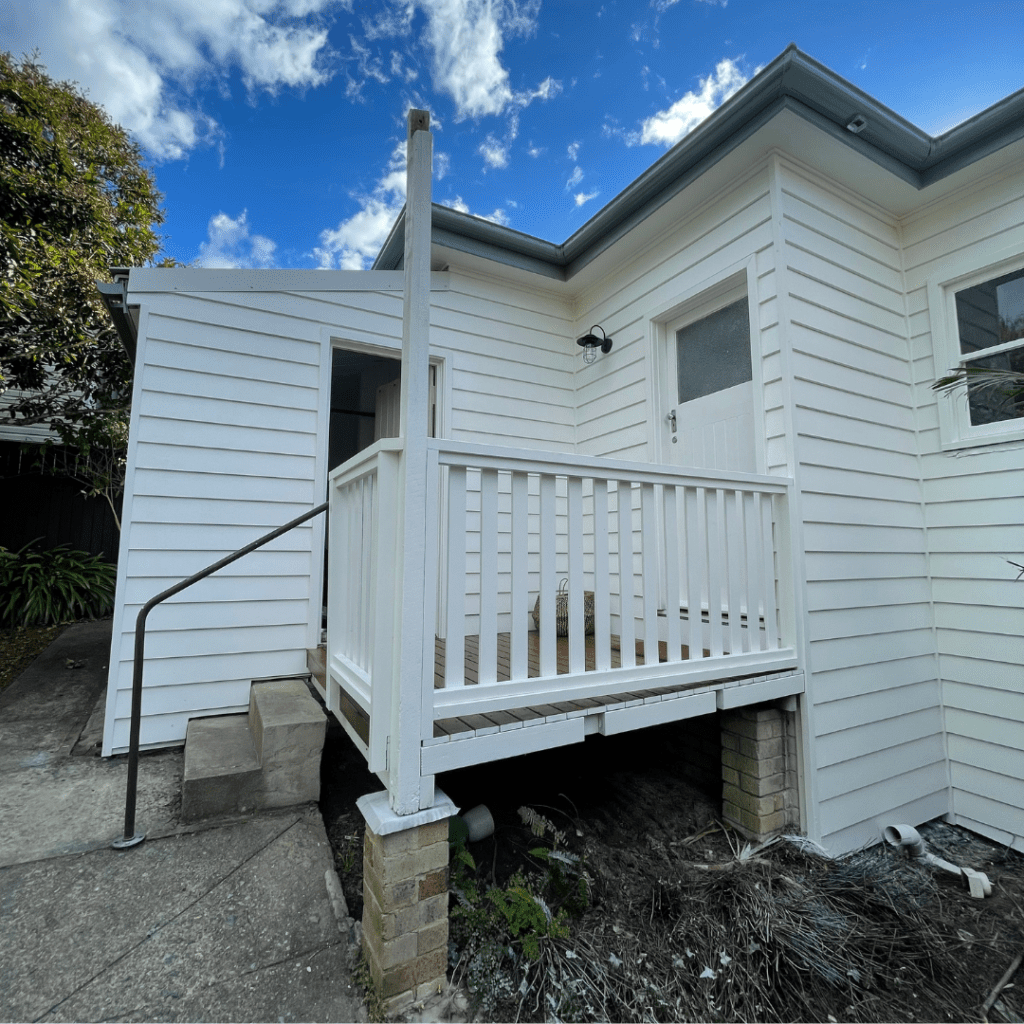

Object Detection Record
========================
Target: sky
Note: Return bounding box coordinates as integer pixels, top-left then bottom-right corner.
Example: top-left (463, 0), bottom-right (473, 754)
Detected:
top-left (2, 0), bottom-right (1023, 271)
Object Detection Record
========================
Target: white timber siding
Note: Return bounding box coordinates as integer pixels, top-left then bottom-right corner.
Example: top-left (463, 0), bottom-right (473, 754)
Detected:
top-left (902, 164), bottom-right (1024, 853)
top-left (104, 268), bottom-right (576, 754)
top-left (572, 167), bottom-right (779, 631)
top-left (430, 271), bottom-right (576, 635)
top-left (771, 159), bottom-right (946, 853)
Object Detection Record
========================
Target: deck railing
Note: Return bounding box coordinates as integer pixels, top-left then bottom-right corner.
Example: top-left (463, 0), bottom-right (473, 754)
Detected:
top-left (328, 438), bottom-right (797, 761)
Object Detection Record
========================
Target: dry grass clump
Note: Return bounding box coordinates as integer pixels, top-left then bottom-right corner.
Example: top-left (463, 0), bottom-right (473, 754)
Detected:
top-left (473, 831), bottom-right (1016, 1023)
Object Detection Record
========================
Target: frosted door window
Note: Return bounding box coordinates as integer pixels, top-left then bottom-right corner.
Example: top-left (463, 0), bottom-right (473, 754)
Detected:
top-left (676, 298), bottom-right (752, 404)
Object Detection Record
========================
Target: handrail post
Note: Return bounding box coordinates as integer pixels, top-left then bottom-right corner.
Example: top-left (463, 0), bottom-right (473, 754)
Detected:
top-left (112, 500), bottom-right (328, 849)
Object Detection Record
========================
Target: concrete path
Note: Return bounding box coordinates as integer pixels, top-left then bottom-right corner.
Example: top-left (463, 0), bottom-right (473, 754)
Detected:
top-left (0, 620), bottom-right (366, 1023)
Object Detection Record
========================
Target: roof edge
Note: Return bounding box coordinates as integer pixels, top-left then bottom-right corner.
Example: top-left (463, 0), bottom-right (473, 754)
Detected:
top-left (374, 44), bottom-right (1024, 279)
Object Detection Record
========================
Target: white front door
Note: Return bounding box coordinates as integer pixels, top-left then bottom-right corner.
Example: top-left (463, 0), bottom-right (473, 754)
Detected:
top-left (660, 289), bottom-right (759, 644)
top-left (664, 293), bottom-right (755, 473)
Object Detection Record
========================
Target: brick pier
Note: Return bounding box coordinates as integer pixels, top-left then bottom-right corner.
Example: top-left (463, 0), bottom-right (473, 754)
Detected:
top-left (720, 705), bottom-right (799, 839)
top-left (356, 790), bottom-right (457, 1016)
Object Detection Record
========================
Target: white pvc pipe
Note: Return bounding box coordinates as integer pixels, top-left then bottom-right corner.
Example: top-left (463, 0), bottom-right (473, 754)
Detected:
top-left (883, 823), bottom-right (992, 898)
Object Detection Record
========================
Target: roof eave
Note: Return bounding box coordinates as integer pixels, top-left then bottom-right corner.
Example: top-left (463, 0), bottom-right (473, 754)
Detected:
top-left (374, 44), bottom-right (1024, 280)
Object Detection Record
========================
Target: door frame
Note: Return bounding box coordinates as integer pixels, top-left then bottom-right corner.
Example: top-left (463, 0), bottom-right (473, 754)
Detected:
top-left (644, 256), bottom-right (766, 474)
top-left (643, 256), bottom-right (766, 615)
top-left (314, 330), bottom-right (452, 650)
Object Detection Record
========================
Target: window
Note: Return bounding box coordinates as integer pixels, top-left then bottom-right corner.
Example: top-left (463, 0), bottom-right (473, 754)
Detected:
top-left (931, 255), bottom-right (1024, 449)
top-left (952, 267), bottom-right (1024, 426)
top-left (674, 297), bottom-right (752, 404)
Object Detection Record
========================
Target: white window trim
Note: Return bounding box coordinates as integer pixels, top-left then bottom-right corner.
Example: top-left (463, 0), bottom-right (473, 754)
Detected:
top-left (928, 248), bottom-right (1024, 452)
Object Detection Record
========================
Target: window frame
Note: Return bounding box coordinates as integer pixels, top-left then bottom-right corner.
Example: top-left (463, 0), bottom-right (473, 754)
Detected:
top-left (928, 249), bottom-right (1024, 451)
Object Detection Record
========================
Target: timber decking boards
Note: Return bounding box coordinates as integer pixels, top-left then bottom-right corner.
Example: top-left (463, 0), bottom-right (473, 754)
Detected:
top-left (308, 637), bottom-right (788, 749)
top-left (432, 632), bottom-right (708, 687)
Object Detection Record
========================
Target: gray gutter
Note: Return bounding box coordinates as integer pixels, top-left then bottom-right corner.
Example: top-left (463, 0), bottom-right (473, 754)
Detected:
top-left (374, 44), bottom-right (1024, 280)
top-left (96, 271), bottom-right (138, 365)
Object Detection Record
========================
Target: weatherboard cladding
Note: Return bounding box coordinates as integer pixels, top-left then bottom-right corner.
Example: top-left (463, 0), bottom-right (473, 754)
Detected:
top-left (565, 154), bottom-right (949, 853)
top-left (902, 163), bottom-right (1024, 854)
top-left (771, 162), bottom-right (947, 852)
top-left (103, 271), bottom-right (576, 754)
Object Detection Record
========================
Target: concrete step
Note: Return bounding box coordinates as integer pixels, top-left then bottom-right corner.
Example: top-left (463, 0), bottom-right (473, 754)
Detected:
top-left (182, 678), bottom-right (326, 823)
top-left (182, 716), bottom-right (261, 821)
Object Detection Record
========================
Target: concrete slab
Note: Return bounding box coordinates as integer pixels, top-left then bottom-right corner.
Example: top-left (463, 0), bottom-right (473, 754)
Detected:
top-left (0, 619), bottom-right (368, 1023)
top-left (0, 618), bottom-right (110, 753)
top-left (0, 748), bottom-right (183, 867)
top-left (251, 678), bottom-right (327, 809)
top-left (2, 809), bottom-right (366, 1024)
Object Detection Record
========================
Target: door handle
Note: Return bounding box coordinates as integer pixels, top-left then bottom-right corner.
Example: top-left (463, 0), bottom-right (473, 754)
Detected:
top-left (666, 409), bottom-right (677, 433)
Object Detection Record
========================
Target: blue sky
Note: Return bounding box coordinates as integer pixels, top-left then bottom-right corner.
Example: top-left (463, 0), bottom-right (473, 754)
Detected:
top-left (3, 1), bottom-right (1023, 270)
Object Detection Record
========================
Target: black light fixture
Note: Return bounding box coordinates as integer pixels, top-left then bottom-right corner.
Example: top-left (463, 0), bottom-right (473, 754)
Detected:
top-left (577, 325), bottom-right (613, 364)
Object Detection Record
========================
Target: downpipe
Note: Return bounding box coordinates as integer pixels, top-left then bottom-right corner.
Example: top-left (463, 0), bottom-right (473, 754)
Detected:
top-left (883, 823), bottom-right (993, 898)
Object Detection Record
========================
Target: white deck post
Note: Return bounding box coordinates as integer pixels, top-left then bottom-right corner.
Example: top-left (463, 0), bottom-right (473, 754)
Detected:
top-left (390, 109), bottom-right (433, 814)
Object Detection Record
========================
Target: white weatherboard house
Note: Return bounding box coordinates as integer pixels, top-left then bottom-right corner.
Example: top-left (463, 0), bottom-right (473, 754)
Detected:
top-left (105, 46), bottom-right (1024, 862)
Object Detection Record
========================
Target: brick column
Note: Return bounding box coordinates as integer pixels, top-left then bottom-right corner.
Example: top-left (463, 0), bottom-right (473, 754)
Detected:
top-left (721, 705), bottom-right (799, 839)
top-left (356, 790), bottom-right (457, 1016)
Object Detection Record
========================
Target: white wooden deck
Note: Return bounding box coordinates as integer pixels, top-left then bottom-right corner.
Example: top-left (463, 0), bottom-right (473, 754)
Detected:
top-left (310, 636), bottom-right (803, 774)
top-left (325, 437), bottom-right (800, 790)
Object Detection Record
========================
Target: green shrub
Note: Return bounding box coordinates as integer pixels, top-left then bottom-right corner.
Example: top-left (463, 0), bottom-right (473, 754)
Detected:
top-left (0, 542), bottom-right (116, 627)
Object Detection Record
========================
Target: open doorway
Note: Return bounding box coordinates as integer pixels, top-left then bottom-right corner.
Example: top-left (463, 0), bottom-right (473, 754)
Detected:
top-left (323, 345), bottom-right (439, 631)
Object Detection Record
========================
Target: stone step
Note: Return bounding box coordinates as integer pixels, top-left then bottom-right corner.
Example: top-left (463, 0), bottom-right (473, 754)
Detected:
top-left (181, 678), bottom-right (326, 823)
top-left (182, 715), bottom-right (261, 821)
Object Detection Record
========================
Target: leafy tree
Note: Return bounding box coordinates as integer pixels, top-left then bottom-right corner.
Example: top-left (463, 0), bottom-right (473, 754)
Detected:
top-left (0, 52), bottom-right (164, 526)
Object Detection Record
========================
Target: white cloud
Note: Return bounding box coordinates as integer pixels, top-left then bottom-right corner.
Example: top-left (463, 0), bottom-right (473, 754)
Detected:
top-left (566, 165), bottom-right (583, 189)
top-left (479, 135), bottom-right (509, 169)
top-left (440, 197), bottom-right (510, 226)
top-left (526, 75), bottom-right (562, 102)
top-left (527, 144), bottom-right (544, 158)
top-left (363, 2), bottom-right (415, 39)
top-left (419, 0), bottom-right (522, 118)
top-left (638, 57), bottom-right (749, 147)
top-left (197, 210), bottom-right (277, 268)
top-left (435, 152), bottom-right (451, 179)
top-left (574, 190), bottom-right (599, 207)
top-left (314, 143), bottom-right (408, 271)
top-left (482, 207), bottom-right (511, 226)
top-left (2, 0), bottom-right (339, 160)
top-left (567, 141), bottom-right (581, 161)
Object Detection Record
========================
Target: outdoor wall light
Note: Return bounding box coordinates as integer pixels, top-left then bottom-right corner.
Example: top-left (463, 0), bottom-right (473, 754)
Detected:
top-left (577, 325), bottom-right (613, 364)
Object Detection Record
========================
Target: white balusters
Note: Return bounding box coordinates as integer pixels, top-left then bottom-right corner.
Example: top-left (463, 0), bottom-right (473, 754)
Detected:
top-left (592, 479), bottom-right (611, 672)
top-left (538, 473), bottom-right (558, 678)
top-left (510, 471), bottom-right (529, 680)
top-left (661, 485), bottom-right (681, 663)
top-left (616, 480), bottom-right (636, 668)
top-left (640, 483), bottom-right (660, 664)
top-left (567, 475), bottom-right (585, 675)
top-left (477, 468), bottom-right (499, 684)
top-left (445, 465), bottom-right (467, 687)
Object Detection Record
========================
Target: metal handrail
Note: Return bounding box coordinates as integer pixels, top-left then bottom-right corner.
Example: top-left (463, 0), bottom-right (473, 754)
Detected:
top-left (112, 501), bottom-right (329, 849)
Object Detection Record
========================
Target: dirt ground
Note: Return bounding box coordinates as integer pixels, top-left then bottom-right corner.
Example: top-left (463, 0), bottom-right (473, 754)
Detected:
top-left (320, 719), bottom-right (1024, 1023)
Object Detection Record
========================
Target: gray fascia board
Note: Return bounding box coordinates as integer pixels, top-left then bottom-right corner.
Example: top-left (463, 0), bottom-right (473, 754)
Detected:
top-left (433, 224), bottom-right (565, 280)
top-left (374, 44), bottom-right (1024, 281)
top-left (96, 279), bottom-right (138, 365)
top-left (373, 206), bottom-right (407, 271)
top-left (563, 95), bottom-right (793, 279)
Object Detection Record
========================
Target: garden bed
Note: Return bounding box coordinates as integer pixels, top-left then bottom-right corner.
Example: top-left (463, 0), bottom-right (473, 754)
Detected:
top-left (320, 721), bottom-right (1024, 1022)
